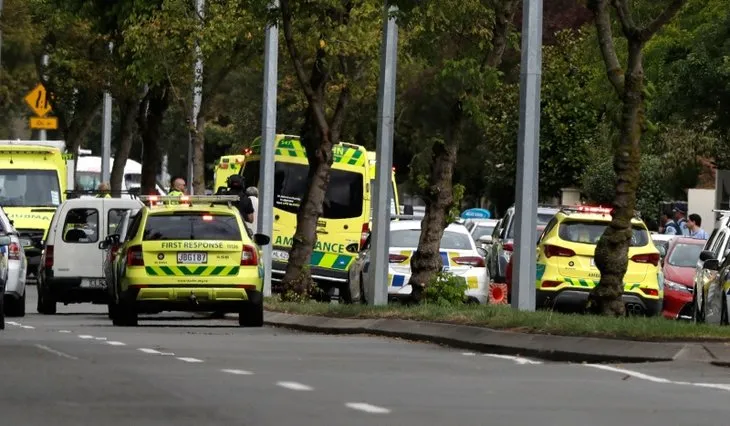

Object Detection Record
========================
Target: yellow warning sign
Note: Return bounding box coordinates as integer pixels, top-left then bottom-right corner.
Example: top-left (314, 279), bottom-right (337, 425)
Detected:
top-left (29, 116), bottom-right (58, 130)
top-left (24, 83), bottom-right (53, 117)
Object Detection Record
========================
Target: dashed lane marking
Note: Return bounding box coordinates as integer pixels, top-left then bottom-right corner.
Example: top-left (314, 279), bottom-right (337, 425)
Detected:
top-left (95, 337), bottom-right (107, 341)
top-left (6, 321), bottom-right (19, 326)
top-left (345, 403), bottom-right (391, 414)
top-left (177, 357), bottom-right (204, 363)
top-left (78, 335), bottom-right (95, 339)
top-left (222, 369), bottom-right (253, 375)
top-left (276, 381), bottom-right (313, 391)
top-left (482, 353), bottom-right (543, 365)
top-left (106, 341), bottom-right (126, 346)
top-left (461, 352), bottom-right (476, 356)
top-left (584, 364), bottom-right (730, 392)
top-left (20, 325), bottom-right (34, 329)
top-left (35, 344), bottom-right (78, 360)
top-left (58, 330), bottom-right (72, 333)
top-left (138, 348), bottom-right (175, 356)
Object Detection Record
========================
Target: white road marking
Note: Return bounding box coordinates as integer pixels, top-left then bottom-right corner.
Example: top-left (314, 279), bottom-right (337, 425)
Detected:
top-left (106, 341), bottom-right (126, 346)
top-left (95, 337), bottom-right (107, 341)
top-left (345, 403), bottom-right (391, 414)
top-left (139, 348), bottom-right (163, 354)
top-left (461, 352), bottom-right (476, 356)
top-left (176, 357), bottom-right (204, 363)
top-left (35, 344), bottom-right (78, 360)
top-left (20, 325), bottom-right (34, 329)
top-left (276, 381), bottom-right (313, 391)
top-left (6, 321), bottom-right (19, 326)
top-left (58, 330), bottom-right (72, 333)
top-left (78, 335), bottom-right (95, 339)
top-left (222, 369), bottom-right (253, 375)
top-left (482, 353), bottom-right (543, 365)
top-left (584, 364), bottom-right (730, 392)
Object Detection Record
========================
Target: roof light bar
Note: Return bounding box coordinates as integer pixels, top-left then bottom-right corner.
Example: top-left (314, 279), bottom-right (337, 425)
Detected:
top-left (138, 195), bottom-right (240, 205)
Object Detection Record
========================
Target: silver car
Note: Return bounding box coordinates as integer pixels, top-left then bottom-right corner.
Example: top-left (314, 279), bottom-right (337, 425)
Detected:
top-left (0, 206), bottom-right (27, 317)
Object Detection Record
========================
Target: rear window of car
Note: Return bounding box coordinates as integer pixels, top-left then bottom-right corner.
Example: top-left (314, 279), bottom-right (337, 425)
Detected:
top-left (506, 212), bottom-right (556, 239)
top-left (472, 225), bottom-right (495, 240)
top-left (667, 243), bottom-right (703, 267)
top-left (390, 229), bottom-right (472, 250)
top-left (143, 212), bottom-right (241, 241)
top-left (558, 220), bottom-right (649, 246)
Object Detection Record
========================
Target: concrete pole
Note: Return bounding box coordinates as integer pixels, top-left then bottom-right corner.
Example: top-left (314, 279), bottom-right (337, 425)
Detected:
top-left (511, 0), bottom-right (543, 311)
top-left (0, 0), bottom-right (4, 81)
top-left (101, 42), bottom-right (113, 185)
top-left (258, 0), bottom-right (279, 297)
top-left (40, 54), bottom-right (49, 141)
top-left (367, 3), bottom-right (398, 306)
top-left (188, 0), bottom-right (205, 195)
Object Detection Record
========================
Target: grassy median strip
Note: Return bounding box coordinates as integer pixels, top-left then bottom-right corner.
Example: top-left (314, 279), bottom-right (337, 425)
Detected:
top-left (265, 299), bottom-right (730, 341)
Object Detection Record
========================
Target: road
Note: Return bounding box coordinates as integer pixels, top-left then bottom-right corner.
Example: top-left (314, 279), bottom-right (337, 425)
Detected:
top-left (1, 288), bottom-right (729, 425)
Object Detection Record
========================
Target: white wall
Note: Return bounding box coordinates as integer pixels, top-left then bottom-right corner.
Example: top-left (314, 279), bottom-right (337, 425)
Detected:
top-left (688, 188), bottom-right (716, 230)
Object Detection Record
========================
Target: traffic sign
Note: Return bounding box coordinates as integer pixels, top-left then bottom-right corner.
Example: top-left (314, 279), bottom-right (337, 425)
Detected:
top-left (460, 208), bottom-right (492, 219)
top-left (24, 83), bottom-right (53, 117)
top-left (29, 116), bottom-right (58, 130)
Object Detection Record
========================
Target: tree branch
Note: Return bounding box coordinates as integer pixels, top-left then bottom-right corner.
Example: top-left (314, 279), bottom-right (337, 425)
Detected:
top-left (610, 0), bottom-right (639, 37)
top-left (588, 0), bottom-right (624, 97)
top-left (640, 0), bottom-right (686, 41)
top-left (482, 0), bottom-right (519, 69)
top-left (279, 0), bottom-right (316, 102)
top-left (330, 86), bottom-right (350, 143)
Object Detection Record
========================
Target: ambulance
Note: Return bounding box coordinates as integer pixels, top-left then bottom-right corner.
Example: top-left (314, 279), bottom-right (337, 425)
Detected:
top-left (0, 140), bottom-right (72, 277)
top-left (240, 135), bottom-right (375, 296)
top-left (213, 154), bottom-right (246, 192)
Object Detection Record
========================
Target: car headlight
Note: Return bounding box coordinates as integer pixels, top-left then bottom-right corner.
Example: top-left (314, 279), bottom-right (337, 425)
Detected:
top-left (665, 280), bottom-right (692, 293)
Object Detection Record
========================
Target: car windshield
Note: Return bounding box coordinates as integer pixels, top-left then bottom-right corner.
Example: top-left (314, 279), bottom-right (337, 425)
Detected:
top-left (667, 243), bottom-right (703, 268)
top-left (472, 225), bottom-right (495, 240)
top-left (507, 211), bottom-right (555, 238)
top-left (243, 160), bottom-right (364, 219)
top-left (143, 213), bottom-right (241, 241)
top-left (390, 229), bottom-right (472, 250)
top-left (0, 169), bottom-right (61, 207)
top-left (558, 220), bottom-right (649, 246)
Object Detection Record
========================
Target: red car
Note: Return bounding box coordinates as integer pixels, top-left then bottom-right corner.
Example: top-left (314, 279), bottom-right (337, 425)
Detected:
top-left (662, 237), bottom-right (705, 320)
top-left (504, 225), bottom-right (546, 302)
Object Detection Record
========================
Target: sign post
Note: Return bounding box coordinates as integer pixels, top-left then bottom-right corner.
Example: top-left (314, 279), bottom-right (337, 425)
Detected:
top-left (24, 83), bottom-right (57, 131)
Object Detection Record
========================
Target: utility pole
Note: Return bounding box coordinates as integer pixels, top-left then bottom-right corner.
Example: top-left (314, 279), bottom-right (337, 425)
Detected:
top-left (101, 42), bottom-right (113, 185)
top-left (0, 0), bottom-right (4, 81)
top-left (511, 0), bottom-right (543, 311)
top-left (188, 0), bottom-right (205, 195)
top-left (39, 54), bottom-right (49, 141)
top-left (258, 0), bottom-right (279, 297)
top-left (367, 2), bottom-right (398, 306)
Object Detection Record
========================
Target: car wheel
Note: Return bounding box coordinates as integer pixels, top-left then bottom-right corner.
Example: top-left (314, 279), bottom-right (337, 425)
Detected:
top-left (0, 290), bottom-right (5, 330)
top-left (37, 283), bottom-right (57, 315)
top-left (112, 301), bottom-right (137, 326)
top-left (722, 293), bottom-right (728, 326)
top-left (692, 287), bottom-right (704, 323)
top-left (359, 273), bottom-right (367, 305)
top-left (5, 290), bottom-right (25, 317)
top-left (340, 279), bottom-right (354, 304)
top-left (239, 292), bottom-right (264, 327)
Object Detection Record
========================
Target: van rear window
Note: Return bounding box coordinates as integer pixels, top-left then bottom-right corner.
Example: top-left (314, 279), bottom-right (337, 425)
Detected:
top-left (143, 213), bottom-right (241, 241)
top-left (558, 220), bottom-right (649, 246)
top-left (243, 160), bottom-right (364, 219)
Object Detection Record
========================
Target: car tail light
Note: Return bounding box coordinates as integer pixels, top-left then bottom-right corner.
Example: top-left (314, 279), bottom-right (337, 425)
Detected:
top-left (631, 253), bottom-right (660, 266)
top-left (241, 245), bottom-right (258, 266)
top-left (453, 256), bottom-right (485, 267)
top-left (126, 245), bottom-right (144, 266)
top-left (360, 223), bottom-right (369, 249)
top-left (640, 287), bottom-right (659, 297)
top-left (540, 280), bottom-right (562, 288)
top-left (8, 242), bottom-right (20, 260)
top-left (544, 245), bottom-right (576, 258)
top-left (389, 254), bottom-right (408, 263)
top-left (503, 242), bottom-right (513, 252)
top-left (44, 245), bottom-right (54, 268)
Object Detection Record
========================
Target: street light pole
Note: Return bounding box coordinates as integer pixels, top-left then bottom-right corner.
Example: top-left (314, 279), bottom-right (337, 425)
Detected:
top-left (188, 0), bottom-right (205, 194)
top-left (39, 54), bottom-right (49, 141)
top-left (511, 0), bottom-right (543, 311)
top-left (101, 42), bottom-right (113, 185)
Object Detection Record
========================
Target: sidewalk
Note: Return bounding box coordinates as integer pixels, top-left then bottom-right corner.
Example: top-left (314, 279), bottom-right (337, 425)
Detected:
top-left (264, 311), bottom-right (730, 364)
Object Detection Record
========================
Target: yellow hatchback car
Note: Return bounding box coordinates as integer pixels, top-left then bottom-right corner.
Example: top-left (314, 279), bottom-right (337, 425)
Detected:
top-left (536, 206), bottom-right (662, 316)
top-left (101, 195), bottom-right (270, 327)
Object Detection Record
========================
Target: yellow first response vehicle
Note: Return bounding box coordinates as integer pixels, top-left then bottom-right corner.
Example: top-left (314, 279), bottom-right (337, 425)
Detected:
top-left (535, 205), bottom-right (662, 316)
top-left (103, 195), bottom-right (271, 327)
top-left (366, 151), bottom-right (400, 217)
top-left (0, 140), bottom-right (69, 278)
top-left (213, 154), bottom-right (246, 192)
top-left (240, 134), bottom-right (370, 297)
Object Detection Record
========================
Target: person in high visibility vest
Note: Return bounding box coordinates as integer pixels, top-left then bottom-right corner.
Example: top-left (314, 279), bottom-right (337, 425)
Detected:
top-left (168, 176), bottom-right (186, 196)
top-left (96, 182), bottom-right (111, 198)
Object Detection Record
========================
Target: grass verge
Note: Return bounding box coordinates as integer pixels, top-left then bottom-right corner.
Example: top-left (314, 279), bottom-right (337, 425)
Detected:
top-left (264, 299), bottom-right (730, 342)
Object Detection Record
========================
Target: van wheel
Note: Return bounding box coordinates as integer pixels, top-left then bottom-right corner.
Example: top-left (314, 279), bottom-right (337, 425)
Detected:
top-left (340, 280), bottom-right (354, 304)
top-left (239, 292), bottom-right (264, 327)
top-left (722, 294), bottom-right (728, 326)
top-left (0, 293), bottom-right (5, 330)
top-left (37, 284), bottom-right (57, 315)
top-left (5, 290), bottom-right (25, 317)
top-left (112, 301), bottom-right (138, 326)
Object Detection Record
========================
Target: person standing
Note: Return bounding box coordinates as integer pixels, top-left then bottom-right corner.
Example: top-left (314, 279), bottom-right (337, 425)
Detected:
top-left (246, 186), bottom-right (258, 233)
top-left (687, 213), bottom-right (709, 239)
top-left (96, 182), bottom-right (111, 198)
top-left (662, 212), bottom-right (681, 235)
top-left (168, 176), bottom-right (186, 196)
top-left (673, 206), bottom-right (689, 236)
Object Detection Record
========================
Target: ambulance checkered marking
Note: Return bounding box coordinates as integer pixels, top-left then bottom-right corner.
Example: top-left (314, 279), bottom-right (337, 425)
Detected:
top-left (145, 266), bottom-right (240, 276)
top-left (309, 251), bottom-right (354, 271)
top-left (387, 274), bottom-right (479, 289)
top-left (557, 278), bottom-right (646, 292)
top-left (252, 137), bottom-right (366, 166)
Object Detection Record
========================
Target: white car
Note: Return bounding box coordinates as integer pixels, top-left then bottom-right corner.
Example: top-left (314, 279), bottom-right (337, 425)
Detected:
top-left (0, 206), bottom-right (27, 316)
top-left (347, 220), bottom-right (490, 304)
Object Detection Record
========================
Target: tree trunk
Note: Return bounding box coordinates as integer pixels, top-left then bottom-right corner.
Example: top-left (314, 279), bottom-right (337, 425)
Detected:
top-left (280, 105), bottom-right (334, 299)
top-left (192, 112), bottom-right (206, 194)
top-left (138, 86), bottom-right (170, 195)
top-left (588, 40), bottom-right (645, 317)
top-left (110, 98), bottom-right (139, 197)
top-left (408, 103), bottom-right (464, 302)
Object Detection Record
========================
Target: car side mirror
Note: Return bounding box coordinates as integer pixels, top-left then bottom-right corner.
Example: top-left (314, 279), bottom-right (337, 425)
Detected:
top-left (478, 235), bottom-right (492, 245)
top-left (476, 247), bottom-right (487, 258)
top-left (657, 246), bottom-right (666, 258)
top-left (403, 204), bottom-right (414, 215)
top-left (0, 235), bottom-right (10, 246)
top-left (345, 243), bottom-right (359, 253)
top-left (699, 250), bottom-right (715, 262)
top-left (98, 240), bottom-right (109, 250)
top-left (704, 258), bottom-right (720, 271)
top-left (253, 233), bottom-right (270, 246)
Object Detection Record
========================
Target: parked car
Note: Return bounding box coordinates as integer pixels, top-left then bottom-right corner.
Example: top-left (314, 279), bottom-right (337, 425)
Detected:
top-left (0, 232), bottom-right (13, 329)
top-left (99, 208), bottom-right (140, 317)
top-left (0, 206), bottom-right (27, 317)
top-left (347, 220), bottom-right (490, 304)
top-left (691, 211), bottom-right (730, 324)
top-left (662, 237), bottom-right (704, 320)
top-left (469, 218), bottom-right (499, 250)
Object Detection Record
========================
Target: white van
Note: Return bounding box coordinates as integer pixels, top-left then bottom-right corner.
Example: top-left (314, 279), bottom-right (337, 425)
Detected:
top-left (75, 156), bottom-right (166, 197)
top-left (36, 197), bottom-right (143, 314)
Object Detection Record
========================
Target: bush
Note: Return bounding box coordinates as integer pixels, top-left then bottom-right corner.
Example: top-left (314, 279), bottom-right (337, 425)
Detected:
top-left (423, 272), bottom-right (468, 306)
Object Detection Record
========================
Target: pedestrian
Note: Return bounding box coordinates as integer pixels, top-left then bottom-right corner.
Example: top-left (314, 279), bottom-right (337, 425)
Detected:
top-left (168, 176), bottom-right (186, 196)
top-left (216, 175), bottom-right (255, 227)
top-left (673, 205), bottom-right (689, 236)
top-left (687, 213), bottom-right (709, 239)
top-left (661, 212), bottom-right (681, 235)
top-left (246, 186), bottom-right (258, 233)
top-left (96, 182), bottom-right (111, 198)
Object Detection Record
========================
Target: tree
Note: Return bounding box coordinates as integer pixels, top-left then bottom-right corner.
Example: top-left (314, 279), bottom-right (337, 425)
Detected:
top-left (277, 0), bottom-right (381, 298)
top-left (395, 0), bottom-right (519, 302)
top-left (587, 0), bottom-right (686, 316)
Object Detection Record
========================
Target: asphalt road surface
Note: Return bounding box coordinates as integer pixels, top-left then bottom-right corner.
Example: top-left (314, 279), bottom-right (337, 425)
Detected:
top-left (1, 288), bottom-right (729, 426)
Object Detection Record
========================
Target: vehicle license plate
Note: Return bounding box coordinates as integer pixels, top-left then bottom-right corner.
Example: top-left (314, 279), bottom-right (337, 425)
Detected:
top-left (20, 239), bottom-right (31, 247)
top-left (272, 250), bottom-right (289, 261)
top-left (178, 252), bottom-right (208, 264)
top-left (81, 279), bottom-right (106, 288)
